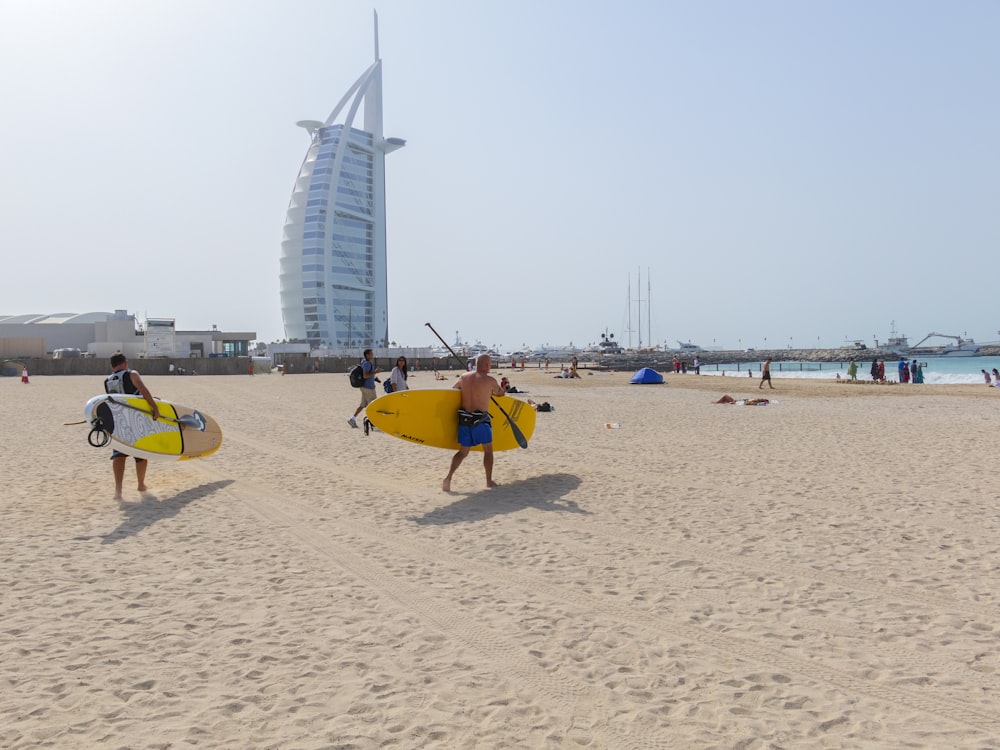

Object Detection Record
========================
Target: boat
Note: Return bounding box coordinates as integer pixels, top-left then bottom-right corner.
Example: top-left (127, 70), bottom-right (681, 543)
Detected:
top-left (842, 339), bottom-right (868, 351)
top-left (593, 329), bottom-right (622, 355)
top-left (673, 341), bottom-right (703, 353)
top-left (883, 321), bottom-right (910, 352)
top-left (526, 345), bottom-right (580, 361)
top-left (898, 332), bottom-right (981, 358)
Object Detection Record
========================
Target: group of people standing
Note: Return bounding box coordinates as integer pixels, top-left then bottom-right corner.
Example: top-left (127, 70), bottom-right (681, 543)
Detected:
top-left (672, 356), bottom-right (700, 374)
top-left (897, 358), bottom-right (924, 384)
top-left (982, 368), bottom-right (1000, 387)
top-left (860, 358), bottom-right (924, 383)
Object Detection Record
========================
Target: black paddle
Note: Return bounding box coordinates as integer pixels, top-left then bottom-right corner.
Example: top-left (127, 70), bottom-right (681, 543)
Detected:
top-left (425, 322), bottom-right (528, 449)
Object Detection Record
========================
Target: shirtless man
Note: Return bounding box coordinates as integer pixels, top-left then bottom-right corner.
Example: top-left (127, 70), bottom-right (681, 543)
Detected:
top-left (758, 358), bottom-right (774, 390)
top-left (442, 354), bottom-right (505, 491)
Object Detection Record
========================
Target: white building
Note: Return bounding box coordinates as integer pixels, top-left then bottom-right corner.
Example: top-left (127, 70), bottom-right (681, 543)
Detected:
top-left (0, 310), bottom-right (255, 359)
top-left (279, 11), bottom-right (405, 351)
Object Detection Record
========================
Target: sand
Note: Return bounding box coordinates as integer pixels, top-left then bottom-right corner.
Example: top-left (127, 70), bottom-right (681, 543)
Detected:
top-left (3, 366), bottom-right (999, 749)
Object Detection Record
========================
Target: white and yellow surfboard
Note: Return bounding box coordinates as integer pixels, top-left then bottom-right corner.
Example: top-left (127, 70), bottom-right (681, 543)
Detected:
top-left (84, 394), bottom-right (223, 461)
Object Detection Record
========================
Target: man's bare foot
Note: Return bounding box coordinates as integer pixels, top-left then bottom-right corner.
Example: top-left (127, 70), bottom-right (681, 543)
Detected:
top-left (442, 477), bottom-right (452, 492)
top-left (137, 484), bottom-right (148, 492)
top-left (114, 490), bottom-right (123, 500)
top-left (486, 480), bottom-right (498, 488)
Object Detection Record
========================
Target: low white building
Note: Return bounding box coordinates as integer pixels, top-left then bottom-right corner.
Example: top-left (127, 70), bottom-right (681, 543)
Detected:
top-left (0, 310), bottom-right (255, 359)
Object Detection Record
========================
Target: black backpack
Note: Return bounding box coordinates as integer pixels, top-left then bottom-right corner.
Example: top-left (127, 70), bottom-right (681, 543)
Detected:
top-left (349, 362), bottom-right (365, 388)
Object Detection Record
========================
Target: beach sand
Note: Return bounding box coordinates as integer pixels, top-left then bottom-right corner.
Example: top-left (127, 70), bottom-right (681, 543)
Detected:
top-left (3, 367), bottom-right (999, 748)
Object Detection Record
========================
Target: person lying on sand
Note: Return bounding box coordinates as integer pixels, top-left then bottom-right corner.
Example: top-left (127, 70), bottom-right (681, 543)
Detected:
top-left (715, 394), bottom-right (769, 405)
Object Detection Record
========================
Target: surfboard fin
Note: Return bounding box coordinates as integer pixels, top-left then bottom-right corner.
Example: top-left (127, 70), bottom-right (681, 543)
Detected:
top-left (178, 411), bottom-right (207, 431)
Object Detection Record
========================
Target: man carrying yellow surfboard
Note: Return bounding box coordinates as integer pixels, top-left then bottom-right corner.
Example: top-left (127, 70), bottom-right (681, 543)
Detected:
top-left (442, 354), bottom-right (506, 492)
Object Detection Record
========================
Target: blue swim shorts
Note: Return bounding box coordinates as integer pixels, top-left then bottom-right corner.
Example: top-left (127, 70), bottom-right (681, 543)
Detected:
top-left (457, 409), bottom-right (492, 447)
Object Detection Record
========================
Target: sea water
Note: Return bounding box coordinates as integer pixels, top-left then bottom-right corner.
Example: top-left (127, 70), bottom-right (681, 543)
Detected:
top-left (700, 357), bottom-right (1000, 385)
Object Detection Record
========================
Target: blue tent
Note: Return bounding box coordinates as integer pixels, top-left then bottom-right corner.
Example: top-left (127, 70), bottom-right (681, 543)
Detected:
top-left (630, 367), bottom-right (664, 384)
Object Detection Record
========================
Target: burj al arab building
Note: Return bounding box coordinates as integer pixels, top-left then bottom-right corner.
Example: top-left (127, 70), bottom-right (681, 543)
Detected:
top-left (279, 12), bottom-right (405, 350)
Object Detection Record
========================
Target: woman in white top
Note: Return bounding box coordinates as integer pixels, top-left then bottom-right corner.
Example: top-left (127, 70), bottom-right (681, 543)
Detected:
top-left (389, 356), bottom-right (410, 392)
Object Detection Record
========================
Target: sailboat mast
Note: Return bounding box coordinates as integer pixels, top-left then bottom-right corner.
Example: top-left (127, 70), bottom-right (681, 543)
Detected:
top-left (637, 267), bottom-right (642, 349)
top-left (647, 267), bottom-right (651, 349)
top-left (626, 273), bottom-right (632, 349)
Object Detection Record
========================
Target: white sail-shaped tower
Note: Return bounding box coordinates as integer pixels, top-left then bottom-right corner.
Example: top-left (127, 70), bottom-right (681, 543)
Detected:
top-left (279, 12), bottom-right (405, 349)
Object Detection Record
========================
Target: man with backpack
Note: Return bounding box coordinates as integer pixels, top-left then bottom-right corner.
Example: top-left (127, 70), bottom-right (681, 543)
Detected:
top-left (348, 349), bottom-right (380, 428)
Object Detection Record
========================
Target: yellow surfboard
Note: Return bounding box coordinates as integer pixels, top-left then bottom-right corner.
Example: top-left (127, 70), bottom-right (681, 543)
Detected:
top-left (84, 394), bottom-right (223, 461)
top-left (366, 390), bottom-right (535, 451)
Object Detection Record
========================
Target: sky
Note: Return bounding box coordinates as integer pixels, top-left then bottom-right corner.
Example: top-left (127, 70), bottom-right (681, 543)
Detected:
top-left (2, 0), bottom-right (998, 353)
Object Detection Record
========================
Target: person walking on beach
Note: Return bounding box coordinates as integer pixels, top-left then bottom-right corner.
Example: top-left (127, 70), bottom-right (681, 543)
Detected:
top-left (21, 366), bottom-right (29, 384)
top-left (442, 354), bottom-right (505, 492)
top-left (870, 358), bottom-right (879, 382)
top-left (348, 349), bottom-right (380, 428)
top-left (847, 359), bottom-right (858, 381)
top-left (759, 358), bottom-right (774, 389)
top-left (105, 353), bottom-right (159, 500)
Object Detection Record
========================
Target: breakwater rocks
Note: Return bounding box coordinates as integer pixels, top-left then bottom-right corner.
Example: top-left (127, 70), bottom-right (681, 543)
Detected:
top-left (590, 345), bottom-right (1000, 372)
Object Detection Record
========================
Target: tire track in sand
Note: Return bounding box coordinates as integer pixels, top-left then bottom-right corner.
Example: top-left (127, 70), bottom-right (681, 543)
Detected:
top-left (187, 462), bottom-right (1000, 737)
top-left (191, 467), bottom-right (660, 750)
top-left (223, 426), bottom-right (999, 623)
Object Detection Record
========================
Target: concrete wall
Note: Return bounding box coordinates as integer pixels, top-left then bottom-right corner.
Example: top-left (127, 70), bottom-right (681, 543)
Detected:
top-left (5, 357), bottom-right (255, 377)
top-left (2, 353), bottom-right (469, 377)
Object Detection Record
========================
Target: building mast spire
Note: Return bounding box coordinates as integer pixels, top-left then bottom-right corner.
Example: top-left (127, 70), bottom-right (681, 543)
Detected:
top-left (374, 10), bottom-right (380, 61)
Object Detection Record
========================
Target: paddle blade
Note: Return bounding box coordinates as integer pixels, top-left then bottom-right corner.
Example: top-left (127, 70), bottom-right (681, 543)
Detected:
top-left (510, 421), bottom-right (528, 449)
top-left (492, 397), bottom-right (528, 449)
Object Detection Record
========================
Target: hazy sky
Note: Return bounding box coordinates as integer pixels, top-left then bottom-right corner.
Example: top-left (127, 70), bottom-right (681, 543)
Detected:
top-left (2, 1), bottom-right (998, 352)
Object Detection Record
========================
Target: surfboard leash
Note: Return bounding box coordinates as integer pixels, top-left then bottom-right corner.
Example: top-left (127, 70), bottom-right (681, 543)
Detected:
top-left (87, 400), bottom-right (113, 448)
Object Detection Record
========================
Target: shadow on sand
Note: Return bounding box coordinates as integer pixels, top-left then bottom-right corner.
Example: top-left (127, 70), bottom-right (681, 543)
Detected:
top-left (94, 480), bottom-right (235, 544)
top-left (411, 473), bottom-right (586, 526)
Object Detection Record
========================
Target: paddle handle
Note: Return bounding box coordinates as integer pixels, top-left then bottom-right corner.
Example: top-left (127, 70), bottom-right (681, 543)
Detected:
top-left (425, 322), bottom-right (528, 449)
